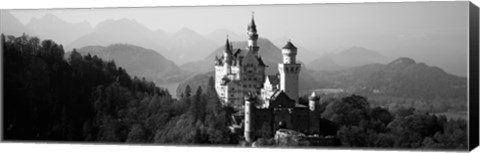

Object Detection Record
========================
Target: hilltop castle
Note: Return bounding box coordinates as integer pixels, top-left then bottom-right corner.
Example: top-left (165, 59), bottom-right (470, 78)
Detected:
top-left (214, 14), bottom-right (321, 143)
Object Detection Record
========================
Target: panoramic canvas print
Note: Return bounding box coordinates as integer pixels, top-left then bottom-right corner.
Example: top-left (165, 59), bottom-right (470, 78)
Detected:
top-left (1, 1), bottom-right (475, 151)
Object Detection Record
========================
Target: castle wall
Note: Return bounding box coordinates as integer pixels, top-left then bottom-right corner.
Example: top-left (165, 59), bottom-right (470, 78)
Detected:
top-left (273, 108), bottom-right (292, 130)
top-left (291, 108), bottom-right (310, 133)
top-left (252, 108), bottom-right (274, 138)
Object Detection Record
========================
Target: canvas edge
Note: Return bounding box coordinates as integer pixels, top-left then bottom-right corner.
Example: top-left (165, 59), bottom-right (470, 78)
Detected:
top-left (469, 1), bottom-right (480, 151)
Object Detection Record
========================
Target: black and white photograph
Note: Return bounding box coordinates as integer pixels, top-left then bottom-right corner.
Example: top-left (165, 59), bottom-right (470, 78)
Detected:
top-left (1, 1), bottom-right (478, 152)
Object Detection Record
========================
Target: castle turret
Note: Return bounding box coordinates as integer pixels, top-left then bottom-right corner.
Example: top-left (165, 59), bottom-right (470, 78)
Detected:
top-left (246, 12), bottom-right (259, 56)
top-left (278, 41), bottom-right (301, 103)
top-left (244, 93), bottom-right (255, 143)
top-left (309, 92), bottom-right (320, 111)
top-left (308, 91), bottom-right (321, 133)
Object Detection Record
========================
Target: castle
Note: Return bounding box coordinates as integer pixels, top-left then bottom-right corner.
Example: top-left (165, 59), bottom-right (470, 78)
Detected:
top-left (214, 14), bottom-right (321, 143)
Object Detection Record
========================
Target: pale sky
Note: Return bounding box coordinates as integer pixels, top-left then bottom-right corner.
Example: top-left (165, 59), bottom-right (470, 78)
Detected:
top-left (8, 1), bottom-right (470, 76)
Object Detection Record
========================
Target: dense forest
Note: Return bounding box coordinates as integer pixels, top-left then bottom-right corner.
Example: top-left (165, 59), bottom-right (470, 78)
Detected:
top-left (319, 95), bottom-right (467, 149)
top-left (2, 34), bottom-right (231, 144)
top-left (2, 34), bottom-right (468, 150)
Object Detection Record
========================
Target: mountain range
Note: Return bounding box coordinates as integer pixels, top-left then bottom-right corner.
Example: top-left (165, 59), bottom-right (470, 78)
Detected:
top-left (308, 46), bottom-right (389, 71)
top-left (206, 29), bottom-right (243, 45)
top-left (26, 14), bottom-right (93, 45)
top-left (309, 57), bottom-right (467, 100)
top-left (1, 11), bottom-right (36, 36)
top-left (66, 19), bottom-right (220, 65)
top-left (75, 44), bottom-right (188, 85)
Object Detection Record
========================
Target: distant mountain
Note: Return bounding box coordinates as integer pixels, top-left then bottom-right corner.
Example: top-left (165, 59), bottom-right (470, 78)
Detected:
top-left (67, 19), bottom-right (217, 65)
top-left (76, 44), bottom-right (187, 85)
top-left (308, 47), bottom-right (389, 71)
top-left (310, 57), bottom-right (467, 100)
top-left (166, 27), bottom-right (219, 64)
top-left (68, 19), bottom-right (167, 54)
top-left (26, 14), bottom-right (92, 45)
top-left (0, 11), bottom-right (35, 36)
top-left (303, 55), bottom-right (345, 71)
top-left (272, 37), bottom-right (320, 64)
top-left (206, 29), bottom-right (243, 44)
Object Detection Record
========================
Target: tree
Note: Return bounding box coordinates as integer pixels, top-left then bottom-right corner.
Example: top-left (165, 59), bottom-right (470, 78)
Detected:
top-left (126, 124), bottom-right (147, 143)
top-left (257, 123), bottom-right (273, 139)
top-left (184, 85), bottom-right (192, 97)
top-left (322, 94), bottom-right (370, 126)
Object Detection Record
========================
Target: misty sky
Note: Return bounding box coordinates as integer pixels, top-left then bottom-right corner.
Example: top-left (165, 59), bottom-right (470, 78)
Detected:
top-left (8, 1), bottom-right (470, 76)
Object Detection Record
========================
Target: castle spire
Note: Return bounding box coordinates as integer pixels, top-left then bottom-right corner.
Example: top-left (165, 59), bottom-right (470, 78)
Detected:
top-left (246, 12), bottom-right (259, 56)
top-left (224, 36), bottom-right (233, 65)
top-left (225, 35), bottom-right (230, 51)
top-left (248, 12), bottom-right (257, 33)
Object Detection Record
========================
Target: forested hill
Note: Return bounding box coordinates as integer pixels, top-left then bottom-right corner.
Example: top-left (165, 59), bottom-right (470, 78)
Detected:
top-left (2, 34), bottom-right (231, 143)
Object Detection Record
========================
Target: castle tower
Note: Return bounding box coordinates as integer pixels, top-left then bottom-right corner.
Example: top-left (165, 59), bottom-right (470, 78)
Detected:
top-left (309, 92), bottom-right (320, 111)
top-left (278, 41), bottom-right (301, 103)
top-left (246, 12), bottom-right (259, 56)
top-left (308, 91), bottom-right (321, 133)
top-left (244, 93), bottom-right (255, 143)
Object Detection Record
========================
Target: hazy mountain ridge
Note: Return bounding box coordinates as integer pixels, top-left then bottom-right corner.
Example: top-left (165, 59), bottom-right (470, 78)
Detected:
top-left (166, 27), bottom-right (218, 64)
top-left (310, 57), bottom-right (467, 100)
top-left (0, 11), bottom-right (36, 36)
top-left (68, 19), bottom-right (168, 55)
top-left (26, 14), bottom-right (93, 45)
top-left (308, 47), bottom-right (389, 71)
top-left (76, 44), bottom-right (188, 84)
top-left (206, 29), bottom-right (243, 45)
top-left (67, 19), bottom-right (218, 65)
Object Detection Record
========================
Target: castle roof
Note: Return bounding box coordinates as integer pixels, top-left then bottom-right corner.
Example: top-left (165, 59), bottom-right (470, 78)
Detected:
top-left (220, 77), bottom-right (230, 85)
top-left (266, 75), bottom-right (279, 86)
top-left (282, 41), bottom-right (297, 50)
top-left (233, 49), bottom-right (242, 57)
top-left (248, 14), bottom-right (257, 33)
top-left (224, 37), bottom-right (232, 53)
top-left (308, 92), bottom-right (320, 101)
top-left (295, 103), bottom-right (308, 108)
top-left (257, 56), bottom-right (267, 67)
top-left (269, 90), bottom-right (295, 108)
